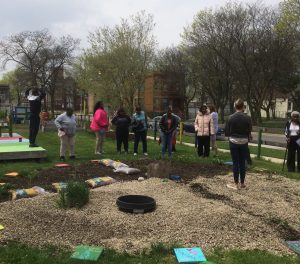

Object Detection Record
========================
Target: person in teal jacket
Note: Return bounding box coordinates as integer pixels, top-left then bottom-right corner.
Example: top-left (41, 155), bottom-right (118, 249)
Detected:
top-left (132, 106), bottom-right (148, 156)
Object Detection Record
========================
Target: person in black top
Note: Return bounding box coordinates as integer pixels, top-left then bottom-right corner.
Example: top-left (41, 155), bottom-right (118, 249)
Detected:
top-left (225, 99), bottom-right (252, 190)
top-left (111, 108), bottom-right (131, 154)
top-left (284, 111), bottom-right (300, 172)
top-left (25, 88), bottom-right (46, 147)
top-left (159, 107), bottom-right (178, 158)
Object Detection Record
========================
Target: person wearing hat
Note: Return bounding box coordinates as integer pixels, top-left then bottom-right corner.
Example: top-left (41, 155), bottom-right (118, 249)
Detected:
top-left (194, 104), bottom-right (214, 157)
top-left (285, 111), bottom-right (300, 172)
top-left (25, 87), bottom-right (46, 147)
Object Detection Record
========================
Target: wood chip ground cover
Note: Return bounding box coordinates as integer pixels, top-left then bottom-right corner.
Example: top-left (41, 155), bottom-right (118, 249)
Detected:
top-left (0, 160), bottom-right (299, 256)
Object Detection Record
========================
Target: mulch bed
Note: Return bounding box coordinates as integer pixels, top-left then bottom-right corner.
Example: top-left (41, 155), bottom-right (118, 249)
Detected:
top-left (0, 159), bottom-right (230, 202)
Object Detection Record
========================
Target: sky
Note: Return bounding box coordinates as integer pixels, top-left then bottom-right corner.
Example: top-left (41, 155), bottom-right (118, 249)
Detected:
top-left (0, 0), bottom-right (282, 76)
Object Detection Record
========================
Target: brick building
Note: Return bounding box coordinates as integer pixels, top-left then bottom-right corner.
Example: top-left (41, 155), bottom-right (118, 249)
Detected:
top-left (135, 72), bottom-right (184, 117)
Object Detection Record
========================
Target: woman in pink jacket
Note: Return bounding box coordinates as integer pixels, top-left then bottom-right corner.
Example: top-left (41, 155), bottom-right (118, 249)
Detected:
top-left (90, 101), bottom-right (109, 155)
top-left (194, 105), bottom-right (214, 157)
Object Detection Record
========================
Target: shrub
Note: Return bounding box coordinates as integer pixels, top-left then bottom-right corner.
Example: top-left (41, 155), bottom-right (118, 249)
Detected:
top-left (58, 181), bottom-right (89, 209)
top-left (0, 183), bottom-right (13, 199)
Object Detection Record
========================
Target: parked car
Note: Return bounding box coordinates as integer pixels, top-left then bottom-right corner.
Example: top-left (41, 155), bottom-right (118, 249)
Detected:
top-left (148, 116), bottom-right (162, 130)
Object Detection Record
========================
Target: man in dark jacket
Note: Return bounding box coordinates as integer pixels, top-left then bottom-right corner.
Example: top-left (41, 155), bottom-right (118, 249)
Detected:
top-left (159, 107), bottom-right (178, 158)
top-left (225, 99), bottom-right (252, 190)
top-left (25, 88), bottom-right (46, 147)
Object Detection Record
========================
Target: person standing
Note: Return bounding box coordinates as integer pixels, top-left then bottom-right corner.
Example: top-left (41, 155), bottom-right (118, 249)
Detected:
top-left (39, 109), bottom-right (49, 132)
top-left (132, 106), bottom-right (148, 156)
top-left (111, 108), bottom-right (131, 154)
top-left (159, 107), bottom-right (179, 158)
top-left (285, 111), bottom-right (300, 172)
top-left (90, 101), bottom-right (109, 155)
top-left (54, 108), bottom-right (77, 161)
top-left (209, 105), bottom-right (218, 156)
top-left (194, 105), bottom-right (214, 157)
top-left (25, 88), bottom-right (46, 147)
top-left (225, 99), bottom-right (252, 190)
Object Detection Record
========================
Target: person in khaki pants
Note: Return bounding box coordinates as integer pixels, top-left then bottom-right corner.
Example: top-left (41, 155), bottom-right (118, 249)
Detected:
top-left (55, 108), bottom-right (77, 161)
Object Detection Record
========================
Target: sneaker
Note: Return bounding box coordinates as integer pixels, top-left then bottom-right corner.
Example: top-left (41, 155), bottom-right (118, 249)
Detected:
top-left (29, 143), bottom-right (39, 147)
top-left (134, 153), bottom-right (137, 156)
top-left (70, 155), bottom-right (76, 160)
top-left (60, 156), bottom-right (65, 161)
top-left (240, 183), bottom-right (246, 189)
top-left (95, 152), bottom-right (102, 155)
top-left (143, 153), bottom-right (148, 156)
top-left (226, 183), bottom-right (239, 190)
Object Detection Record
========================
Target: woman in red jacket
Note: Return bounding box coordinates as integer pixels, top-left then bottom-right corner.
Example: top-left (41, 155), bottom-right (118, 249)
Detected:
top-left (90, 101), bottom-right (109, 155)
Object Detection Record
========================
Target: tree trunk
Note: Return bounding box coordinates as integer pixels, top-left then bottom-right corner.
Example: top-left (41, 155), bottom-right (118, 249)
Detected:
top-left (219, 107), bottom-right (225, 124)
top-left (50, 93), bottom-right (55, 116)
top-left (265, 108), bottom-right (270, 120)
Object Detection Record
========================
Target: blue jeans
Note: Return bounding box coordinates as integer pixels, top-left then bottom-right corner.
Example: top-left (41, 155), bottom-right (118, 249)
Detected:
top-left (161, 132), bottom-right (173, 157)
top-left (229, 142), bottom-right (248, 184)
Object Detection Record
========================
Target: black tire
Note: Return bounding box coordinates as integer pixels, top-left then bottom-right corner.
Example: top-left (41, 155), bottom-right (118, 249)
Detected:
top-left (116, 195), bottom-right (156, 214)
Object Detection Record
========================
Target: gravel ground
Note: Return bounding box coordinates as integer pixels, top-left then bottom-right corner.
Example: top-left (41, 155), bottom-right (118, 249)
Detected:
top-left (0, 172), bottom-right (300, 255)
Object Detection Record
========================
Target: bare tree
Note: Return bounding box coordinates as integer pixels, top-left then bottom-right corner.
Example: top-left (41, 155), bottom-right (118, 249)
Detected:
top-left (0, 29), bottom-right (79, 113)
top-left (154, 46), bottom-right (199, 119)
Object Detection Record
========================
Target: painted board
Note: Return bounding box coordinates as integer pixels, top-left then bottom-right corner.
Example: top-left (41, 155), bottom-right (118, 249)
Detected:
top-left (285, 241), bottom-right (300, 254)
top-left (71, 245), bottom-right (103, 261)
top-left (174, 247), bottom-right (207, 263)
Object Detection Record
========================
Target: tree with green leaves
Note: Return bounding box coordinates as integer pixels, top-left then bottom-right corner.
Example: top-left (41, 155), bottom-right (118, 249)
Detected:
top-left (78, 11), bottom-right (157, 114)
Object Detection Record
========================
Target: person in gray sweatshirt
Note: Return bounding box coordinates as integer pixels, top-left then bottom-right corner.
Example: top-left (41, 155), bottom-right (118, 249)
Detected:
top-left (225, 99), bottom-right (252, 190)
top-left (54, 108), bottom-right (77, 161)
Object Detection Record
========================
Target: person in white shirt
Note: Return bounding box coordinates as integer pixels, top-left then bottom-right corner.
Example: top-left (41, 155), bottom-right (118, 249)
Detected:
top-left (285, 111), bottom-right (300, 172)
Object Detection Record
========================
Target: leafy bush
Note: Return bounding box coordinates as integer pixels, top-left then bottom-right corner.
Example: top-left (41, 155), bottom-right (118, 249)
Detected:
top-left (58, 181), bottom-right (89, 209)
top-left (0, 183), bottom-right (13, 199)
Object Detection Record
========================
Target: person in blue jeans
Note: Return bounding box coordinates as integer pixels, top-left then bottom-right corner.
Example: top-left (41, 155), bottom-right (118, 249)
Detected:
top-left (132, 106), bottom-right (148, 156)
top-left (225, 98), bottom-right (252, 190)
top-left (159, 107), bottom-right (178, 158)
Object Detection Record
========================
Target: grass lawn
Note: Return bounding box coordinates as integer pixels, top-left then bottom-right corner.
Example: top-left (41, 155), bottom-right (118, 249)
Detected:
top-left (1, 125), bottom-right (300, 263)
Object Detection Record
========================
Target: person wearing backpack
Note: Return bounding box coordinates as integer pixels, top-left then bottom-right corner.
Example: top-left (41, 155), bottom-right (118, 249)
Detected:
top-left (285, 111), bottom-right (300, 172)
top-left (90, 101), bottom-right (109, 155)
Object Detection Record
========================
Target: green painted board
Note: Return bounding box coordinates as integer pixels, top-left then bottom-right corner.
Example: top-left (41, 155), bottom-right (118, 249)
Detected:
top-left (0, 142), bottom-right (45, 153)
top-left (71, 245), bottom-right (103, 261)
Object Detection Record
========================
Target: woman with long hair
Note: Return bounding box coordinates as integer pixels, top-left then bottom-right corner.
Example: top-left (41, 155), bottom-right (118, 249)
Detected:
top-left (90, 101), bottom-right (109, 155)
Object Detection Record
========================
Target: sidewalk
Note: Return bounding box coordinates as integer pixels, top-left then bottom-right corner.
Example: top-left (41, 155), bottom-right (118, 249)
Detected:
top-left (181, 142), bottom-right (284, 164)
top-left (147, 136), bottom-right (284, 165)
